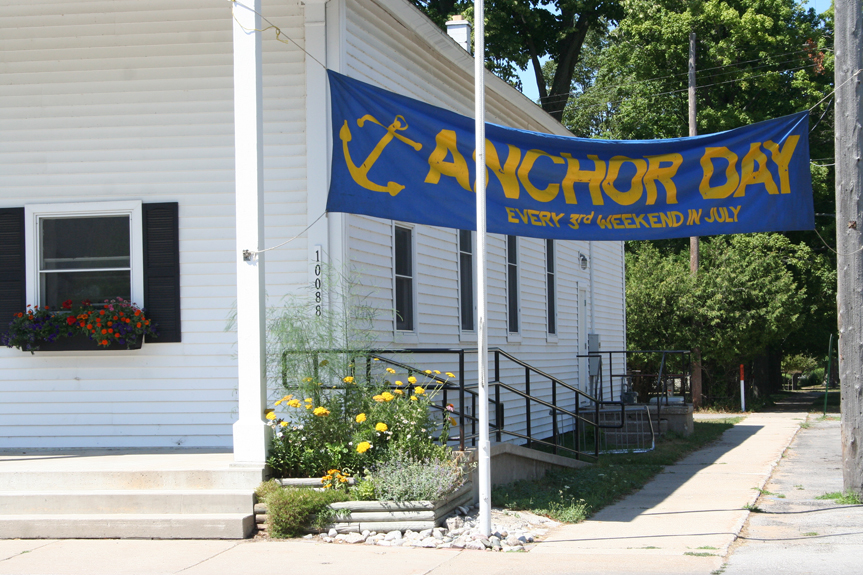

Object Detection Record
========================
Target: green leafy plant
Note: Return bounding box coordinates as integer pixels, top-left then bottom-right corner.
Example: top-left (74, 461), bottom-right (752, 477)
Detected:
top-left (362, 451), bottom-right (468, 502)
top-left (815, 491), bottom-right (862, 505)
top-left (257, 484), bottom-right (350, 538)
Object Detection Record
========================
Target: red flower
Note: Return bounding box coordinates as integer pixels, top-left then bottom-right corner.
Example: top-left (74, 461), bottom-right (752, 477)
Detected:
top-left (62, 300), bottom-right (73, 310)
top-left (66, 316), bottom-right (76, 325)
top-left (81, 299), bottom-right (91, 306)
top-left (101, 339), bottom-right (108, 345)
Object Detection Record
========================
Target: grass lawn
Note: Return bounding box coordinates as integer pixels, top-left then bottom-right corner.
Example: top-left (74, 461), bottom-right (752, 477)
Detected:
top-left (492, 417), bottom-right (742, 523)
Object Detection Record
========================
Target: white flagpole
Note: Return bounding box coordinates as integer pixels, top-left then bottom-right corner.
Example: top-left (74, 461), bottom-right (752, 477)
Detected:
top-left (474, 0), bottom-right (491, 538)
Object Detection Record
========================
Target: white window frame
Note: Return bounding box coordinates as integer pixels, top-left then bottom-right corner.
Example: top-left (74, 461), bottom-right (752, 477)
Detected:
top-left (506, 235), bottom-right (521, 342)
top-left (458, 229), bottom-right (476, 340)
top-left (546, 239), bottom-right (558, 342)
top-left (24, 201), bottom-right (144, 308)
top-left (392, 222), bottom-right (417, 339)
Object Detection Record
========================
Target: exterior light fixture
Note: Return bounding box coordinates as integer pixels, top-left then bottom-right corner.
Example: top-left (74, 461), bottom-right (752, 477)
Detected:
top-left (579, 253), bottom-right (588, 270)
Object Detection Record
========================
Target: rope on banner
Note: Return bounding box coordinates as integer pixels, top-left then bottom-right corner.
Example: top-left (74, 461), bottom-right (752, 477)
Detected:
top-left (814, 226), bottom-right (863, 257)
top-left (229, 0), bottom-right (327, 70)
top-left (243, 212), bottom-right (328, 260)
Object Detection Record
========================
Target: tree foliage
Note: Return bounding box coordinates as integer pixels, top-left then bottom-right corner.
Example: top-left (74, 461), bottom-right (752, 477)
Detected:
top-left (627, 234), bottom-right (834, 398)
top-left (409, 0), bottom-right (623, 121)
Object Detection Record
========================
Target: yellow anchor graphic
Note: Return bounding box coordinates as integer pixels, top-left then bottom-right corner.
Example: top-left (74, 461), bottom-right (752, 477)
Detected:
top-left (340, 114), bottom-right (423, 196)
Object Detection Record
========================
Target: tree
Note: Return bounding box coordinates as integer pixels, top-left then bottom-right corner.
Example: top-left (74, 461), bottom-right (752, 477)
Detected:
top-left (571, 0), bottom-right (837, 377)
top-left (627, 234), bottom-right (826, 402)
top-left (409, 0), bottom-right (624, 121)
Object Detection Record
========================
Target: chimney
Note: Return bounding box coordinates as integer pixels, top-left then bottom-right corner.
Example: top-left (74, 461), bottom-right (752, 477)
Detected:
top-left (445, 15), bottom-right (472, 54)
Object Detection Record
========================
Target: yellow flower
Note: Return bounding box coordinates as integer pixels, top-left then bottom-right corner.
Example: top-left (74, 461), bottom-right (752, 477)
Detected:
top-left (386, 367), bottom-right (396, 374)
top-left (395, 380), bottom-right (403, 386)
top-left (381, 391), bottom-right (395, 402)
top-left (280, 421), bottom-right (288, 427)
top-left (445, 372), bottom-right (455, 378)
top-left (356, 441), bottom-right (371, 453)
top-left (306, 404), bottom-right (312, 409)
top-left (287, 399), bottom-right (302, 408)
top-left (274, 399), bottom-right (283, 406)
top-left (434, 370), bottom-right (441, 375)
top-left (313, 406), bottom-right (330, 417)
top-left (408, 376), bottom-right (417, 384)
top-left (375, 422), bottom-right (388, 432)
top-left (424, 370), bottom-right (432, 374)
top-left (343, 376), bottom-right (355, 384)
top-left (394, 389), bottom-right (404, 395)
top-left (303, 377), bottom-right (313, 383)
top-left (265, 411), bottom-right (277, 420)
top-left (328, 469), bottom-right (339, 475)
top-left (414, 386), bottom-right (425, 396)
top-left (304, 398), bottom-right (312, 403)
top-left (410, 395), bottom-right (418, 401)
top-left (373, 394), bottom-right (385, 403)
top-left (356, 413), bottom-right (367, 423)
top-left (373, 358), bottom-right (380, 361)
top-left (282, 395), bottom-right (294, 401)
top-left (448, 416), bottom-right (458, 426)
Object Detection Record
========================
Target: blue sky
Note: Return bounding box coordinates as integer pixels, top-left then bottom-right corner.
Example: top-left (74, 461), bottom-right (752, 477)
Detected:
top-left (517, 0), bottom-right (833, 103)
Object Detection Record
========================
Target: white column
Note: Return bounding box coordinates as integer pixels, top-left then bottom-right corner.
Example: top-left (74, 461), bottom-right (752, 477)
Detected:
top-left (306, 0), bottom-right (329, 271)
top-left (474, 0), bottom-right (491, 538)
top-left (232, 0), bottom-right (269, 463)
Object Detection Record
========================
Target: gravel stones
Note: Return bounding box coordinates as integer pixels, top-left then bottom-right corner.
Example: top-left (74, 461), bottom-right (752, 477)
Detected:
top-left (303, 505), bottom-right (557, 551)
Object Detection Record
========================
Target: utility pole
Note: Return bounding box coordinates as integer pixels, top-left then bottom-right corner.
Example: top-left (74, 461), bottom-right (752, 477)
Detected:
top-left (689, 31), bottom-right (702, 409)
top-left (835, 0), bottom-right (863, 497)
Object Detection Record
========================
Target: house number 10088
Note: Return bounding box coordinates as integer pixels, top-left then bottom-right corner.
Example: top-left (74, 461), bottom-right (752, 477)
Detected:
top-left (313, 245), bottom-right (323, 317)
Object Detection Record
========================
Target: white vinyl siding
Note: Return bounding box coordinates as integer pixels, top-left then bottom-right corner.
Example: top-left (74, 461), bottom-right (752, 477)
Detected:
top-left (0, 0), bottom-right (306, 449)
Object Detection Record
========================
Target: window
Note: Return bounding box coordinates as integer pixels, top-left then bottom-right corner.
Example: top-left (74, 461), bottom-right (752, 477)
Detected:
top-left (507, 235), bottom-right (519, 333)
top-left (0, 202), bottom-right (182, 343)
top-left (458, 230), bottom-right (474, 331)
top-left (26, 202), bottom-right (144, 309)
top-left (547, 239), bottom-right (556, 335)
top-left (394, 225), bottom-right (414, 331)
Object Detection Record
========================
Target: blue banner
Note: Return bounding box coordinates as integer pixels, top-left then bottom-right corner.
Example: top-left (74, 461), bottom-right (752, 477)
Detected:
top-left (327, 71), bottom-right (813, 241)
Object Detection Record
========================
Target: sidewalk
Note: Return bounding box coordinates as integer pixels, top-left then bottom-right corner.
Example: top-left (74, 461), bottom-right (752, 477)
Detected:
top-left (721, 417), bottom-right (863, 574)
top-left (0, 411), bottom-right (807, 575)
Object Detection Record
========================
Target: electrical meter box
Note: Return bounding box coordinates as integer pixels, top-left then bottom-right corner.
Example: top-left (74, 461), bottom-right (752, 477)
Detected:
top-left (588, 333), bottom-right (601, 377)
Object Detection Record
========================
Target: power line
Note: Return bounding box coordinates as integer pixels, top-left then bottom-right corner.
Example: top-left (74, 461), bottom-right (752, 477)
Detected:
top-left (541, 63), bottom-right (820, 110)
top-left (543, 47), bottom-right (831, 104)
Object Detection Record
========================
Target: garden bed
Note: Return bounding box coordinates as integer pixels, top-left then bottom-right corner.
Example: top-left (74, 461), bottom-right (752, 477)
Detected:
top-left (257, 482), bottom-right (473, 535)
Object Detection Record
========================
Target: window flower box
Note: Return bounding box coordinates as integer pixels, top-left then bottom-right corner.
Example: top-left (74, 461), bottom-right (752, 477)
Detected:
top-left (33, 333), bottom-right (144, 352)
top-left (2, 298), bottom-right (156, 353)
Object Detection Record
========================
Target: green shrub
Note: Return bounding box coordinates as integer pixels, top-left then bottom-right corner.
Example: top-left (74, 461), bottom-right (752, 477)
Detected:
top-left (364, 451), bottom-right (467, 502)
top-left (261, 485), bottom-right (350, 538)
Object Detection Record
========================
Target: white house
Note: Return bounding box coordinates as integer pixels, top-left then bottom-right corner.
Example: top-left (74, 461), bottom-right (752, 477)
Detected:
top-left (0, 0), bottom-right (626, 457)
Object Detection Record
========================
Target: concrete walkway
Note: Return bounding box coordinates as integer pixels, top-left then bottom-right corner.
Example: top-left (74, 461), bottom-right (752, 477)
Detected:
top-left (721, 417), bottom-right (863, 574)
top-left (0, 411), bottom-right (809, 575)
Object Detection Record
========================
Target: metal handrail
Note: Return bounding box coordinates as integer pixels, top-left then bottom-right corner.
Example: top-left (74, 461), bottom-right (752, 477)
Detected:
top-left (279, 346), bottom-right (673, 462)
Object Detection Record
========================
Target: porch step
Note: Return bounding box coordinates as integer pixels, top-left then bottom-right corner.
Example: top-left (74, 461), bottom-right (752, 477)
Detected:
top-left (0, 490), bottom-right (254, 515)
top-left (0, 513), bottom-right (255, 539)
top-left (0, 453), bottom-right (264, 539)
top-left (0, 468), bottom-right (264, 491)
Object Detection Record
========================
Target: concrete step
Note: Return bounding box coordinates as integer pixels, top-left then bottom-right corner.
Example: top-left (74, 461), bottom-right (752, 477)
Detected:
top-left (0, 490), bottom-right (255, 515)
top-left (0, 513), bottom-right (255, 539)
top-left (0, 468), bottom-right (264, 491)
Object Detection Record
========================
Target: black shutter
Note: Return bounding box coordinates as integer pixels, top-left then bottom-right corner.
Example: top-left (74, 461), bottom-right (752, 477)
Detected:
top-left (0, 208), bottom-right (26, 336)
top-left (143, 203), bottom-right (181, 342)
